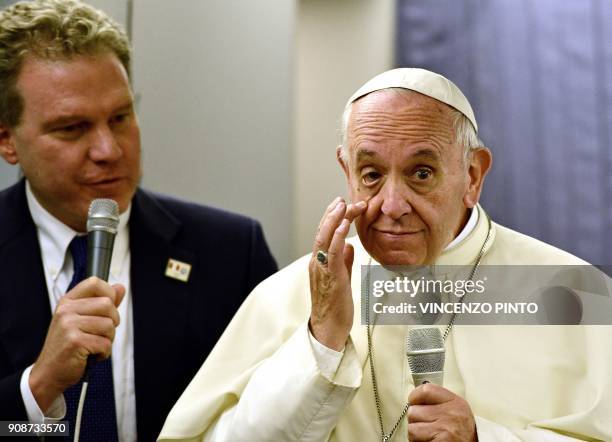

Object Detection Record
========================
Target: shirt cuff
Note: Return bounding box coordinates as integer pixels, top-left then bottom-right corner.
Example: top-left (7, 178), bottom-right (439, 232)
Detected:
top-left (20, 365), bottom-right (66, 423)
top-left (308, 329), bottom-right (345, 381)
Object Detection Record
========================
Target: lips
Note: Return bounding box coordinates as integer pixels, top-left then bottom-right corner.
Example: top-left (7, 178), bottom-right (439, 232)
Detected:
top-left (374, 228), bottom-right (422, 236)
top-left (83, 177), bottom-right (128, 193)
top-left (86, 176), bottom-right (124, 185)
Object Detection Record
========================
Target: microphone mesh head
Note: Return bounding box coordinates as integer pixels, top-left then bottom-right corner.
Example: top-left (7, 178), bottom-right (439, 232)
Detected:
top-left (406, 327), bottom-right (445, 374)
top-left (87, 199), bottom-right (120, 233)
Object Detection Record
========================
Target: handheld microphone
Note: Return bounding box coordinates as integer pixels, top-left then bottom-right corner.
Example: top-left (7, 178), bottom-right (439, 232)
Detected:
top-left (86, 199), bottom-right (120, 280)
top-left (406, 327), bottom-right (445, 386)
top-left (74, 199), bottom-right (120, 442)
top-left (84, 199), bottom-right (119, 372)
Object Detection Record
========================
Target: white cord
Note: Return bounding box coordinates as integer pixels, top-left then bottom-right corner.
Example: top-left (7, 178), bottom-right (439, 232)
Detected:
top-left (73, 381), bottom-right (89, 442)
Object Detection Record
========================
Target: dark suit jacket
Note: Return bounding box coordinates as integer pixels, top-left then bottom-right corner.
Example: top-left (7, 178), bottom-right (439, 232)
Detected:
top-left (0, 180), bottom-right (278, 441)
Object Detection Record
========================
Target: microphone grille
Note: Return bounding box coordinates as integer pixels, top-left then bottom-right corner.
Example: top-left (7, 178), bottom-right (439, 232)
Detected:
top-left (87, 199), bottom-right (120, 233)
top-left (406, 327), bottom-right (445, 374)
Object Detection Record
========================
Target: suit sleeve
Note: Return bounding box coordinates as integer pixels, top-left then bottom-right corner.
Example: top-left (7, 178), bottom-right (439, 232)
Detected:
top-left (0, 368), bottom-right (28, 420)
top-left (0, 370), bottom-right (38, 441)
top-left (245, 221), bottom-right (278, 292)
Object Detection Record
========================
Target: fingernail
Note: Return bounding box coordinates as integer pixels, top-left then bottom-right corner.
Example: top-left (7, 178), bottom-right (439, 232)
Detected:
top-left (335, 200), bottom-right (346, 211)
top-left (355, 201), bottom-right (367, 209)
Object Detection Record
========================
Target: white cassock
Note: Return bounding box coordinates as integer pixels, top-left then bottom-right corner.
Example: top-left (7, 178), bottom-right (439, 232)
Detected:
top-left (159, 205), bottom-right (612, 441)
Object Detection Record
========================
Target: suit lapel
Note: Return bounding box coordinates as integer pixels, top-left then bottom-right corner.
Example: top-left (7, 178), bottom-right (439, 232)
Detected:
top-left (129, 189), bottom-right (196, 438)
top-left (0, 181), bottom-right (51, 370)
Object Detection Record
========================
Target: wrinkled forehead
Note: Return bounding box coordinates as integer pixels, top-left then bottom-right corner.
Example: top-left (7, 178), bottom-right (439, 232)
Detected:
top-left (346, 89), bottom-right (456, 148)
top-left (345, 67), bottom-right (478, 132)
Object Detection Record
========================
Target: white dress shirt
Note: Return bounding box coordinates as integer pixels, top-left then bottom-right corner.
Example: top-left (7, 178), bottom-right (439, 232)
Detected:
top-left (19, 181), bottom-right (137, 442)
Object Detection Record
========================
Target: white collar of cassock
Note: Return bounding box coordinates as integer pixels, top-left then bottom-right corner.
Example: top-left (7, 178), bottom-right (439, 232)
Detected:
top-left (445, 207), bottom-right (479, 251)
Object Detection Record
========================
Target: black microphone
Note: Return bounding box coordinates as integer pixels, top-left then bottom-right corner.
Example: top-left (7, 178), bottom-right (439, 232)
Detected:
top-left (84, 199), bottom-right (119, 375)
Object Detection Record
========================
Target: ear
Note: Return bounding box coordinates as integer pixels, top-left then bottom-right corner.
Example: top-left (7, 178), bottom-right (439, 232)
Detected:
top-left (0, 124), bottom-right (19, 165)
top-left (463, 147), bottom-right (492, 208)
top-left (336, 145), bottom-right (350, 180)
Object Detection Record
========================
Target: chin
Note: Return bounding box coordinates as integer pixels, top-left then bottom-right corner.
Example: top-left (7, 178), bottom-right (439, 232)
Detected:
top-left (113, 195), bottom-right (133, 213)
top-left (370, 249), bottom-right (426, 267)
top-left (91, 184), bottom-right (136, 213)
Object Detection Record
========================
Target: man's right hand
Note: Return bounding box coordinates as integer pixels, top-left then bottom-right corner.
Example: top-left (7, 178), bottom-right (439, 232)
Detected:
top-left (308, 197), bottom-right (367, 351)
top-left (28, 277), bottom-right (125, 412)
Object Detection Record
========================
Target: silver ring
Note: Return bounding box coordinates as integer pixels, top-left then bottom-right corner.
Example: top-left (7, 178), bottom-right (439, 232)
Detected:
top-left (316, 250), bottom-right (328, 265)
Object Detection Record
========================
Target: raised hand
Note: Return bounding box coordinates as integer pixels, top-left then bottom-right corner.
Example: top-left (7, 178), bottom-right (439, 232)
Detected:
top-left (308, 197), bottom-right (366, 351)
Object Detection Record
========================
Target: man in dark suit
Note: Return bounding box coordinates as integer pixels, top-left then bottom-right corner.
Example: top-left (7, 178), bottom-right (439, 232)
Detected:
top-left (0, 1), bottom-right (277, 440)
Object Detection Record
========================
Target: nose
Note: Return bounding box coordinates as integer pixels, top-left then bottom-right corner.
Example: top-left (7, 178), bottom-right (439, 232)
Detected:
top-left (379, 180), bottom-right (412, 220)
top-left (88, 125), bottom-right (123, 163)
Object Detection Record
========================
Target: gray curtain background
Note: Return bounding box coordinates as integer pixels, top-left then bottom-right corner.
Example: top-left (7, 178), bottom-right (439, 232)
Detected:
top-left (397, 0), bottom-right (612, 265)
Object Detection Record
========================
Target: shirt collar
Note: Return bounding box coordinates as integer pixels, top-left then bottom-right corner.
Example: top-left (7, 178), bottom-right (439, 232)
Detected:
top-left (110, 205), bottom-right (130, 280)
top-left (444, 206), bottom-right (478, 251)
top-left (26, 180), bottom-right (131, 281)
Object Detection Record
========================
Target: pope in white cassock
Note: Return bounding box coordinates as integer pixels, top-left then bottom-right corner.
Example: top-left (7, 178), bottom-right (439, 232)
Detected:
top-left (159, 69), bottom-right (612, 441)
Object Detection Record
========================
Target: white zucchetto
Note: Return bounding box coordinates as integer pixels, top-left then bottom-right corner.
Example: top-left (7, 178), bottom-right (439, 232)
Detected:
top-left (347, 67), bottom-right (478, 133)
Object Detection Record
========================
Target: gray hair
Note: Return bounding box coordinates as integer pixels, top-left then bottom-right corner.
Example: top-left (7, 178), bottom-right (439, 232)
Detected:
top-left (339, 90), bottom-right (484, 164)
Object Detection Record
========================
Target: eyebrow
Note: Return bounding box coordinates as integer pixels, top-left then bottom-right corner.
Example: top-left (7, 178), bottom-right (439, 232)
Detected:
top-left (412, 148), bottom-right (441, 162)
top-left (42, 115), bottom-right (88, 131)
top-left (355, 149), bottom-right (378, 163)
top-left (42, 101), bottom-right (134, 131)
top-left (355, 147), bottom-right (441, 163)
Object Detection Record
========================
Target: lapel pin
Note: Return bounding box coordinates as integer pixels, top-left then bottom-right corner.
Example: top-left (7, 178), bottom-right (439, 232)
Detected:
top-left (165, 258), bottom-right (192, 283)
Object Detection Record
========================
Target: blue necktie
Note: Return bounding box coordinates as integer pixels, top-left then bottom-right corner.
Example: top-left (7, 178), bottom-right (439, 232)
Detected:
top-left (63, 235), bottom-right (119, 442)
